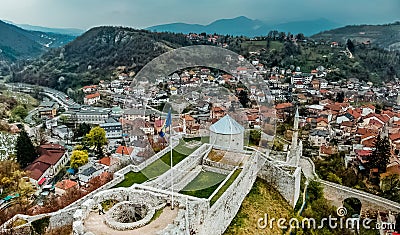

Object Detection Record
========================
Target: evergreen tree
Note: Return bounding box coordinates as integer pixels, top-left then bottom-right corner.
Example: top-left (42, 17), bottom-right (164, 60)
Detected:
top-left (368, 136), bottom-right (391, 173)
top-left (346, 39), bottom-right (355, 53)
top-left (238, 90), bottom-right (250, 108)
top-left (15, 130), bottom-right (37, 168)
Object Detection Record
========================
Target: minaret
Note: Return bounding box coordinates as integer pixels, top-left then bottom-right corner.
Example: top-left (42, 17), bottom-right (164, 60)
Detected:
top-left (397, 94), bottom-right (400, 106)
top-left (292, 107), bottom-right (299, 148)
top-left (183, 115), bottom-right (187, 134)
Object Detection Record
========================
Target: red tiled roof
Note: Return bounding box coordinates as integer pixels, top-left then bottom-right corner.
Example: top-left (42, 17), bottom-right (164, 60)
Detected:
top-left (182, 114), bottom-right (195, 121)
top-left (347, 109), bottom-right (361, 119)
top-left (320, 145), bottom-right (335, 155)
top-left (85, 92), bottom-right (100, 99)
top-left (389, 133), bottom-right (400, 142)
top-left (325, 104), bottom-right (342, 112)
top-left (82, 85), bottom-right (97, 89)
top-left (361, 133), bottom-right (377, 141)
top-left (247, 114), bottom-right (258, 122)
top-left (55, 179), bottom-right (77, 190)
top-left (363, 104), bottom-right (376, 110)
top-left (35, 144), bottom-right (66, 166)
top-left (98, 157), bottom-right (111, 166)
top-left (341, 121), bottom-right (354, 127)
top-left (275, 103), bottom-right (293, 110)
top-left (356, 150), bottom-right (372, 156)
top-left (369, 119), bottom-right (384, 128)
top-left (365, 113), bottom-right (390, 123)
top-left (356, 128), bottom-right (378, 136)
top-left (212, 106), bottom-right (225, 112)
top-left (25, 162), bottom-right (51, 180)
top-left (362, 137), bottom-right (376, 148)
top-left (316, 117), bottom-right (328, 124)
top-left (116, 145), bottom-right (133, 155)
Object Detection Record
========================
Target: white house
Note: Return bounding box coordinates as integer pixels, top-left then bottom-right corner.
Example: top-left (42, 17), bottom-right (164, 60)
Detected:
top-left (84, 93), bottom-right (100, 105)
top-left (320, 79), bottom-right (328, 89)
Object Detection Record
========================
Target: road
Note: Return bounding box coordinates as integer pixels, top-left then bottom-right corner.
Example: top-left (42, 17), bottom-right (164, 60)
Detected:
top-left (5, 83), bottom-right (80, 110)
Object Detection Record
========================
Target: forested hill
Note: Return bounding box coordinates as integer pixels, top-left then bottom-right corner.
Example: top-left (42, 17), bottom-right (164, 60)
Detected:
top-left (0, 20), bottom-right (76, 62)
top-left (11, 27), bottom-right (193, 90)
top-left (312, 22), bottom-right (400, 51)
top-left (0, 20), bottom-right (44, 62)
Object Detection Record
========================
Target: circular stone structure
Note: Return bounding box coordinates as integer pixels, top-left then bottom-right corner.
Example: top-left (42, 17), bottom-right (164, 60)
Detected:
top-left (209, 114), bottom-right (245, 151)
top-left (104, 202), bottom-right (155, 231)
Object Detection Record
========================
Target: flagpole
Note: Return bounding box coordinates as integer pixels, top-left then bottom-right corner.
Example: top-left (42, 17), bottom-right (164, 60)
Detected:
top-left (169, 108), bottom-right (174, 210)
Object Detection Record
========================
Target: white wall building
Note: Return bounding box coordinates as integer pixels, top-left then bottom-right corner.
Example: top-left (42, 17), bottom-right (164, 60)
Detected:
top-left (209, 115), bottom-right (245, 151)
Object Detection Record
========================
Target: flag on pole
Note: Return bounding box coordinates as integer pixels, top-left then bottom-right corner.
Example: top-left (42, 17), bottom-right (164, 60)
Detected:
top-left (159, 108), bottom-right (172, 137)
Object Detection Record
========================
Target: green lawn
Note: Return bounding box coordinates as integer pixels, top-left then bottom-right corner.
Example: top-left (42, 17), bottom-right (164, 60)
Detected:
top-left (180, 171), bottom-right (226, 198)
top-left (114, 138), bottom-right (203, 188)
top-left (114, 171), bottom-right (149, 187)
top-left (210, 169), bottom-right (242, 205)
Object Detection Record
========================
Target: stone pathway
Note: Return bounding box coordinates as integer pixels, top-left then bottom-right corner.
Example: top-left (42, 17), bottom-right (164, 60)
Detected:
top-left (84, 207), bottom-right (179, 235)
top-left (299, 157), bottom-right (316, 179)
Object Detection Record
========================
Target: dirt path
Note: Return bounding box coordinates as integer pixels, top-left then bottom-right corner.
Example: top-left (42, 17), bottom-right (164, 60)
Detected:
top-left (84, 207), bottom-right (179, 235)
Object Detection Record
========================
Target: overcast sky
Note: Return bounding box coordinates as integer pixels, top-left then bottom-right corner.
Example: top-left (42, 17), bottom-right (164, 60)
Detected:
top-left (1, 0), bottom-right (399, 30)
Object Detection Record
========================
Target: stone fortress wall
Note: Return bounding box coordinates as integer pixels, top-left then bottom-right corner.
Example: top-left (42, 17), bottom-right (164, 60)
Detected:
top-left (258, 161), bottom-right (302, 208)
top-left (199, 151), bottom-right (267, 235)
top-left (2, 142), bottom-right (303, 235)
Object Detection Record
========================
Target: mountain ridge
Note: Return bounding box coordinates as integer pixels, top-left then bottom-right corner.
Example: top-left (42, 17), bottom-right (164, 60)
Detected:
top-left (147, 16), bottom-right (341, 36)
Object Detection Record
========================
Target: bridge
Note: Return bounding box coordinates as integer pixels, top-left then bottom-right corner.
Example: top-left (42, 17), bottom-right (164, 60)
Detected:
top-left (320, 180), bottom-right (400, 213)
top-left (299, 157), bottom-right (400, 213)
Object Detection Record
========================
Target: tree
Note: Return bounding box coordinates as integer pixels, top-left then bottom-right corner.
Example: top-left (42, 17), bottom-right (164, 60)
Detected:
top-left (336, 91), bottom-right (344, 103)
top-left (367, 136), bottom-right (391, 174)
top-left (74, 123), bottom-right (91, 140)
top-left (84, 126), bottom-right (107, 158)
top-left (346, 39), bottom-right (355, 53)
top-left (327, 172), bottom-right (342, 184)
top-left (33, 127), bottom-right (47, 146)
top-left (15, 130), bottom-right (37, 168)
top-left (249, 130), bottom-right (261, 146)
top-left (381, 174), bottom-right (400, 202)
top-left (0, 160), bottom-right (33, 203)
top-left (59, 115), bottom-right (69, 124)
top-left (11, 105), bottom-right (28, 120)
top-left (238, 90), bottom-right (250, 108)
top-left (70, 150), bottom-right (89, 169)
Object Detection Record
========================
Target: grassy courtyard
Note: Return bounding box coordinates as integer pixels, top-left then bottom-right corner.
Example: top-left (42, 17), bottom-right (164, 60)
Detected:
top-left (210, 169), bottom-right (241, 205)
top-left (114, 138), bottom-right (203, 188)
top-left (180, 171), bottom-right (226, 198)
